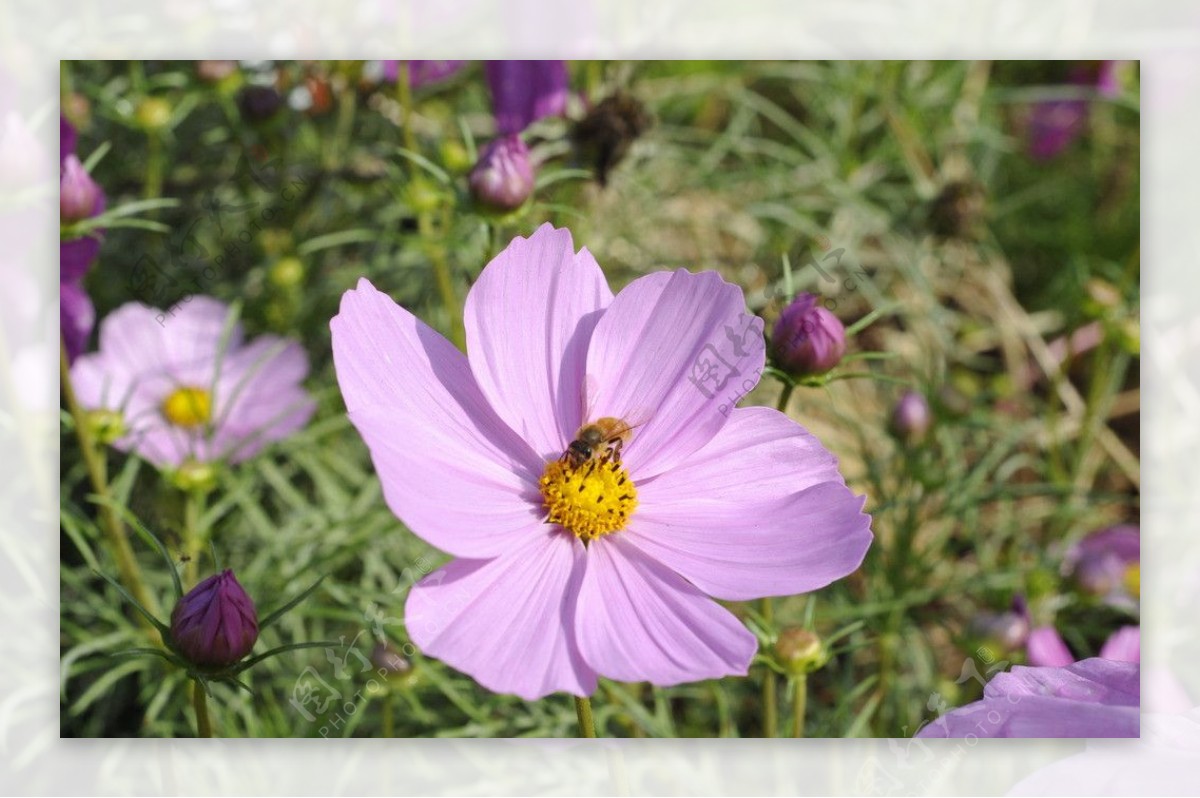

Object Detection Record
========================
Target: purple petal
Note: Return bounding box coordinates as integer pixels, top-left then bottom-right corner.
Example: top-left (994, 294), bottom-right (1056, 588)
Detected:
top-left (464, 223), bottom-right (613, 458)
top-left (60, 236), bottom-right (102, 283)
top-left (209, 335), bottom-right (315, 463)
top-left (584, 269), bottom-right (764, 481)
top-left (405, 530), bottom-right (596, 700)
top-left (1099, 626), bottom-right (1140, 663)
top-left (626, 407), bottom-right (871, 600)
top-left (60, 280), bottom-right (95, 362)
top-left (60, 114), bottom-right (77, 162)
top-left (1027, 626), bottom-right (1076, 667)
top-left (331, 278), bottom-right (545, 558)
top-left (1027, 98), bottom-right (1088, 160)
top-left (381, 60), bottom-right (467, 88)
top-left (575, 536), bottom-right (757, 686)
top-left (918, 659), bottom-right (1140, 738)
top-left (485, 60), bottom-right (568, 135)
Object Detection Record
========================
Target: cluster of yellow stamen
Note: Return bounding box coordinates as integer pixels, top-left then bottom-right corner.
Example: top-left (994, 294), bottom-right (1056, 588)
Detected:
top-left (161, 386), bottom-right (212, 428)
top-left (539, 456), bottom-right (638, 541)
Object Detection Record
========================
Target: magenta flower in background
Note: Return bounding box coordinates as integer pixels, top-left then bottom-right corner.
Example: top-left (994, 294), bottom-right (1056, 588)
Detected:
top-left (59, 116), bottom-right (107, 361)
top-left (468, 133), bottom-right (535, 211)
top-left (60, 281), bottom-right (96, 363)
top-left (59, 154), bottom-right (103, 223)
top-left (59, 116), bottom-right (107, 284)
top-left (69, 297), bottom-right (316, 470)
top-left (917, 658), bottom-right (1139, 738)
top-left (1027, 61), bottom-right (1126, 160)
top-left (170, 569), bottom-right (259, 669)
top-left (1027, 624), bottom-right (1140, 667)
top-left (381, 60), bottom-right (468, 88)
top-left (1064, 523), bottom-right (1140, 608)
top-left (332, 224), bottom-right (873, 700)
top-left (485, 60), bottom-right (568, 135)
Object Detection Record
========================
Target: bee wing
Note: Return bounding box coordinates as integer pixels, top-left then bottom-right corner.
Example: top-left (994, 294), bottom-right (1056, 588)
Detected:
top-left (580, 374), bottom-right (652, 437)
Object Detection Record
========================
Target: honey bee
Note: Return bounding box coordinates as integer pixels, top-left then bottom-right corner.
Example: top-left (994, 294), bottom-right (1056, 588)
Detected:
top-left (562, 417), bottom-right (638, 469)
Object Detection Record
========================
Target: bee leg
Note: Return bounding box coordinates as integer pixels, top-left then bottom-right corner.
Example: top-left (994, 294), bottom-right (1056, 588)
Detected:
top-left (610, 438), bottom-right (625, 463)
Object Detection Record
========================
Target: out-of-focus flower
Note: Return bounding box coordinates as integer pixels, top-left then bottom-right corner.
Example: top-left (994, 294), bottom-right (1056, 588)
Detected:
top-left (135, 97), bottom-right (173, 131)
top-left (1027, 624), bottom-right (1140, 667)
top-left (170, 570), bottom-right (259, 669)
top-left (891, 390), bottom-right (931, 442)
top-left (1027, 61), bottom-right (1129, 160)
top-left (59, 116), bottom-right (106, 361)
top-left (917, 658), bottom-right (1139, 738)
top-left (1098, 626), bottom-right (1140, 663)
top-left (69, 297), bottom-right (316, 470)
top-left (237, 86), bottom-right (282, 123)
top-left (59, 154), bottom-right (102, 223)
top-left (769, 292), bottom-right (847, 378)
top-left (1027, 625), bottom-right (1077, 667)
top-left (196, 60), bottom-right (238, 83)
top-left (370, 641), bottom-right (413, 680)
top-left (485, 60), bottom-right (568, 135)
top-left (468, 134), bottom-right (535, 212)
top-left (968, 598), bottom-right (1031, 654)
top-left (60, 280), bottom-right (95, 363)
top-left (381, 60), bottom-right (468, 88)
top-left (1064, 523), bottom-right (1140, 609)
top-left (331, 224), bottom-right (873, 700)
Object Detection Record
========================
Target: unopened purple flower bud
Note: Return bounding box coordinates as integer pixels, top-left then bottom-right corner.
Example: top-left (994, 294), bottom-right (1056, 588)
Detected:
top-left (891, 390), bottom-right (932, 441)
top-left (468, 134), bottom-right (535, 212)
top-left (170, 569), bottom-right (259, 669)
top-left (770, 293), bottom-right (846, 377)
top-left (60, 155), bottom-right (102, 223)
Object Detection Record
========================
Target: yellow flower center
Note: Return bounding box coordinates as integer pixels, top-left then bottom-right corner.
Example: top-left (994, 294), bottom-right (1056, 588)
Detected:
top-left (161, 386), bottom-right (212, 428)
top-left (539, 457), bottom-right (638, 541)
top-left (1123, 562), bottom-right (1140, 599)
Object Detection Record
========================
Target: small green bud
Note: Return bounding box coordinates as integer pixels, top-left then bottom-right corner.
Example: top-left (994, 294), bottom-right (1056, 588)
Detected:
top-left (86, 408), bottom-right (126, 445)
top-left (774, 627), bottom-right (828, 676)
top-left (135, 97), bottom-right (173, 132)
top-left (170, 460), bottom-right (219, 494)
top-left (269, 256), bottom-right (305, 290)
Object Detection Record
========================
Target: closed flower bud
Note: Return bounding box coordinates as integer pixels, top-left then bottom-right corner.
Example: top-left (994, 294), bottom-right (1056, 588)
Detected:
top-left (237, 85), bottom-right (283, 123)
top-left (170, 570), bottom-right (259, 669)
top-left (770, 293), bottom-right (846, 377)
top-left (135, 97), bottom-right (173, 131)
top-left (85, 408), bottom-right (125, 445)
top-left (891, 390), bottom-right (932, 442)
top-left (468, 134), bottom-right (535, 212)
top-left (774, 627), bottom-right (828, 676)
top-left (60, 155), bottom-right (102, 223)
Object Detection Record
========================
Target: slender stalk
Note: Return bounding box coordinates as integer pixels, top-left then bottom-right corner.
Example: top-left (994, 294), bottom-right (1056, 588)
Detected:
top-left (192, 680), bottom-right (213, 737)
top-left (381, 691), bottom-right (395, 737)
top-left (145, 133), bottom-right (164, 199)
top-left (574, 696), bottom-right (597, 738)
top-left (759, 379), bottom-right (795, 737)
top-left (396, 62), bottom-right (417, 155)
top-left (60, 339), bottom-right (160, 632)
top-left (791, 674), bottom-right (808, 738)
top-left (761, 597), bottom-right (777, 738)
top-left (183, 489), bottom-right (207, 586)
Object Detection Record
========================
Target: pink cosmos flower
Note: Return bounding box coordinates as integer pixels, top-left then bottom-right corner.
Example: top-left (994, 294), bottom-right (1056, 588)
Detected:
top-left (70, 297), bottom-right (315, 471)
top-left (1027, 624), bottom-right (1140, 667)
top-left (331, 224), bottom-right (872, 700)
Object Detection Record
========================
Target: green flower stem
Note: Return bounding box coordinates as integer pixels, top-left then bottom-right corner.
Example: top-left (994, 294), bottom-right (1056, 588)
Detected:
top-left (60, 339), bottom-right (160, 634)
top-left (759, 379), bottom-right (795, 737)
top-left (182, 488), bottom-right (207, 587)
top-left (192, 680), bottom-right (213, 738)
top-left (145, 133), bottom-right (164, 199)
top-left (574, 696), bottom-right (597, 738)
top-left (381, 690), bottom-right (395, 737)
top-left (791, 674), bottom-right (808, 738)
top-left (760, 597), bottom-right (777, 738)
top-left (396, 62), bottom-right (418, 155)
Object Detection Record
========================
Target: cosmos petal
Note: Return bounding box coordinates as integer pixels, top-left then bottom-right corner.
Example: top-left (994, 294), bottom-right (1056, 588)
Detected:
top-left (1099, 626), bottom-right (1140, 663)
top-left (575, 537), bottom-right (757, 686)
top-left (585, 269), bottom-right (764, 481)
top-left (332, 278), bottom-right (544, 559)
top-left (1027, 626), bottom-right (1076, 668)
top-left (464, 223), bottom-right (613, 459)
top-left (405, 529), bottom-right (596, 700)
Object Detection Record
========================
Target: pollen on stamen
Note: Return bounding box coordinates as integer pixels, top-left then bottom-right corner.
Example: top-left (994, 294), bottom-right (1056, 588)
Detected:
top-left (539, 457), bottom-right (637, 541)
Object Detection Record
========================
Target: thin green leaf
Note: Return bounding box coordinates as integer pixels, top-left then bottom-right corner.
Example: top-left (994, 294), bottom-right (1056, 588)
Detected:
top-left (258, 574), bottom-right (328, 632)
